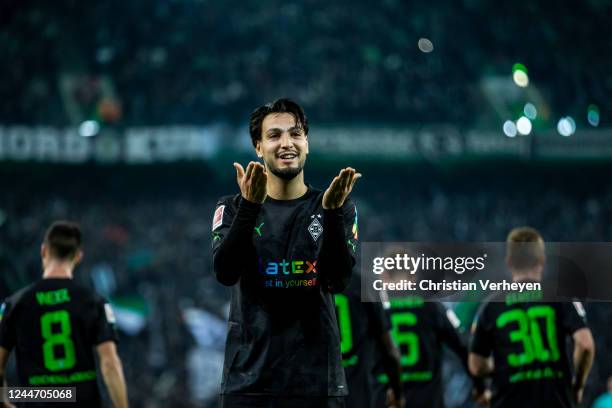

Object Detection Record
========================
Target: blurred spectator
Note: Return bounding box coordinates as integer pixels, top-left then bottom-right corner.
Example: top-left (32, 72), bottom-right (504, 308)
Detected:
top-left (593, 377), bottom-right (612, 408)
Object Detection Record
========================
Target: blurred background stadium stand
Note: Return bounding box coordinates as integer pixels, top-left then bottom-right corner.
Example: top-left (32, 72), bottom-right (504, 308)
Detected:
top-left (1, 0), bottom-right (612, 406)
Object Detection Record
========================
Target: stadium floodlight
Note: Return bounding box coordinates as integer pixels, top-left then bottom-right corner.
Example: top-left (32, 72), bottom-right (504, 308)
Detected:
top-left (523, 103), bottom-right (537, 120)
top-left (516, 116), bottom-right (532, 135)
top-left (79, 120), bottom-right (100, 137)
top-left (557, 117), bottom-right (576, 136)
top-left (503, 120), bottom-right (517, 137)
top-left (512, 63), bottom-right (529, 87)
top-left (418, 38), bottom-right (434, 53)
top-left (588, 104), bottom-right (600, 127)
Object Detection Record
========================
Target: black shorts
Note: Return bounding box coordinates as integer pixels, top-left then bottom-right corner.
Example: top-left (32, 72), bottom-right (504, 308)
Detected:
top-left (219, 395), bottom-right (346, 408)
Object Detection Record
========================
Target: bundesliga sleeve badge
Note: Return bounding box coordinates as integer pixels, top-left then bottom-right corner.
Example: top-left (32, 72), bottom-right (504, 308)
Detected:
top-left (212, 205), bottom-right (225, 231)
top-left (104, 303), bottom-right (117, 324)
top-left (573, 301), bottom-right (586, 317)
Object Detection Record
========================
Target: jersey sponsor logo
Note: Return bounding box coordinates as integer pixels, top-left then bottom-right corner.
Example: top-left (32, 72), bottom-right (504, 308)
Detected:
top-left (104, 303), bottom-right (116, 324)
top-left (573, 301), bottom-right (586, 317)
top-left (0, 302), bottom-right (5, 322)
top-left (259, 258), bottom-right (319, 288)
top-left (258, 258), bottom-right (317, 275)
top-left (308, 214), bottom-right (323, 241)
top-left (212, 205), bottom-right (225, 231)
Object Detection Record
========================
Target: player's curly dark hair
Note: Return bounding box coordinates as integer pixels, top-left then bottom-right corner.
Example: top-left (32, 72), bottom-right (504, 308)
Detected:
top-left (44, 220), bottom-right (82, 260)
top-left (249, 98), bottom-right (309, 148)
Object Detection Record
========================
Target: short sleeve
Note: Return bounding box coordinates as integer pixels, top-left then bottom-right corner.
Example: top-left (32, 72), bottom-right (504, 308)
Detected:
top-left (93, 298), bottom-right (119, 345)
top-left (470, 304), bottom-right (493, 357)
top-left (560, 301), bottom-right (587, 335)
top-left (0, 300), bottom-right (16, 350)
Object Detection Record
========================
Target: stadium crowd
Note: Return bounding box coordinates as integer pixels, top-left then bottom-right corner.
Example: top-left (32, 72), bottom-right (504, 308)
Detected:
top-left (1, 0), bottom-right (610, 126)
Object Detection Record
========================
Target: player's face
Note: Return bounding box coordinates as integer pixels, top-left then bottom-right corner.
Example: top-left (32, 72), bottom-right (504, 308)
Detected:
top-left (256, 112), bottom-right (308, 181)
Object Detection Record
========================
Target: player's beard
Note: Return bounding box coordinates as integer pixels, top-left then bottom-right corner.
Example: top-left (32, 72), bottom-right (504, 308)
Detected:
top-left (266, 157), bottom-right (305, 181)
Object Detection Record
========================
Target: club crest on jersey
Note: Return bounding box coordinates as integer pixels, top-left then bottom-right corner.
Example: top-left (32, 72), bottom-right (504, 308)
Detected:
top-left (212, 205), bottom-right (225, 231)
top-left (308, 214), bottom-right (323, 241)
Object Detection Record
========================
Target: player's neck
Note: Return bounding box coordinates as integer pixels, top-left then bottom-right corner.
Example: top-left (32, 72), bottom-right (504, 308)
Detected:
top-left (511, 268), bottom-right (542, 282)
top-left (43, 260), bottom-right (74, 279)
top-left (266, 171), bottom-right (307, 200)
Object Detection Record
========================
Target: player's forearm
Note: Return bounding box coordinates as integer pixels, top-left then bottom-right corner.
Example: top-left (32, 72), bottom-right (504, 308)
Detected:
top-left (468, 353), bottom-right (494, 377)
top-left (318, 208), bottom-right (352, 293)
top-left (101, 359), bottom-right (129, 408)
top-left (0, 368), bottom-right (6, 401)
top-left (450, 334), bottom-right (484, 387)
top-left (213, 198), bottom-right (261, 285)
top-left (0, 372), bottom-right (9, 408)
top-left (455, 341), bottom-right (487, 390)
top-left (0, 351), bottom-right (14, 408)
top-left (0, 372), bottom-right (5, 396)
top-left (573, 342), bottom-right (594, 388)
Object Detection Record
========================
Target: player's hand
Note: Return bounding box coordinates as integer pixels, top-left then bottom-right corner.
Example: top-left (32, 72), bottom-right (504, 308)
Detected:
top-left (234, 161), bottom-right (267, 204)
top-left (472, 388), bottom-right (491, 406)
top-left (571, 380), bottom-right (584, 404)
top-left (385, 388), bottom-right (405, 408)
top-left (322, 167), bottom-right (361, 210)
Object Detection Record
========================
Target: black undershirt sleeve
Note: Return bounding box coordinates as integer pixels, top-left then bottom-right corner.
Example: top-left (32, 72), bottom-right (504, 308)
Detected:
top-left (318, 207), bottom-right (353, 293)
top-left (213, 198), bottom-right (262, 286)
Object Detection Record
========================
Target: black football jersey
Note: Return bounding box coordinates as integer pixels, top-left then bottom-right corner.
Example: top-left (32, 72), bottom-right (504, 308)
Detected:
top-left (334, 272), bottom-right (389, 408)
top-left (470, 289), bottom-right (587, 408)
top-left (212, 188), bottom-right (358, 397)
top-left (0, 278), bottom-right (118, 407)
top-left (373, 296), bottom-right (466, 408)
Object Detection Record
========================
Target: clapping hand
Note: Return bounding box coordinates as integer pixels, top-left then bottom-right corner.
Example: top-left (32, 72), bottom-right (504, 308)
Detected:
top-left (234, 161), bottom-right (267, 204)
top-left (322, 167), bottom-right (361, 210)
